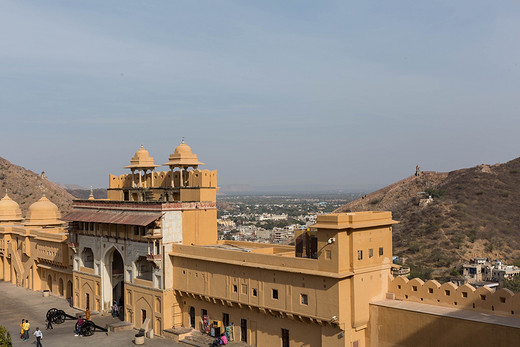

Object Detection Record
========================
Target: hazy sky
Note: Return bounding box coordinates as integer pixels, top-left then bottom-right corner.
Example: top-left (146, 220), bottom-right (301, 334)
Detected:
top-left (1, 1), bottom-right (520, 191)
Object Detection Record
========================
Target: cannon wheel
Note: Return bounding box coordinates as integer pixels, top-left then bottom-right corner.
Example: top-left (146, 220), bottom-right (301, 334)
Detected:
top-left (46, 308), bottom-right (58, 322)
top-left (82, 321), bottom-right (95, 336)
top-left (54, 310), bottom-right (66, 324)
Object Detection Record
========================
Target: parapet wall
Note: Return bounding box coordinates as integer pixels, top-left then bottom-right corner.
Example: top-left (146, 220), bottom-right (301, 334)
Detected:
top-left (109, 169), bottom-right (217, 189)
top-left (389, 276), bottom-right (520, 317)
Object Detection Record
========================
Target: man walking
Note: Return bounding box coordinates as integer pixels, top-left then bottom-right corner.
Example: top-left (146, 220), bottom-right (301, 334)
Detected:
top-left (23, 320), bottom-right (30, 341)
top-left (33, 327), bottom-right (43, 347)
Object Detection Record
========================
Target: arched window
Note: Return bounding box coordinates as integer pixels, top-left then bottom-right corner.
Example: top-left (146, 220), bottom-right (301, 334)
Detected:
top-left (135, 256), bottom-right (153, 281)
top-left (82, 248), bottom-right (94, 269)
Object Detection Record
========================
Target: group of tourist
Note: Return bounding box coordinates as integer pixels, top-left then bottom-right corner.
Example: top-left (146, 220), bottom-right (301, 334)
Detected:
top-left (19, 307), bottom-right (93, 346)
top-left (17, 300), bottom-right (121, 345)
top-left (20, 319), bottom-right (42, 347)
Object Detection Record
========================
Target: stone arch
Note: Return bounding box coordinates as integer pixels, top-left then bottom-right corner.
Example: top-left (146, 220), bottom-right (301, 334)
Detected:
top-left (66, 280), bottom-right (73, 301)
top-left (81, 282), bottom-right (94, 310)
top-left (59, 278), bottom-right (64, 296)
top-left (82, 247), bottom-right (94, 269)
top-left (47, 274), bottom-right (53, 292)
top-left (135, 256), bottom-right (153, 281)
top-left (136, 297), bottom-right (152, 326)
top-left (102, 246), bottom-right (125, 313)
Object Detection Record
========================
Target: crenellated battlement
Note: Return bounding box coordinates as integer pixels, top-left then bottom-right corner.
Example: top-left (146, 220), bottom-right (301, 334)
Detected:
top-left (388, 276), bottom-right (520, 317)
top-left (109, 169), bottom-right (217, 189)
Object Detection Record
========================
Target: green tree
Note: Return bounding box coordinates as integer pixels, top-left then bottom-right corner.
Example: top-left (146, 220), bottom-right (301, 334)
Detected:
top-left (450, 267), bottom-right (460, 277)
top-left (0, 326), bottom-right (12, 347)
top-left (424, 187), bottom-right (445, 198)
top-left (408, 267), bottom-right (433, 280)
top-left (502, 277), bottom-right (520, 293)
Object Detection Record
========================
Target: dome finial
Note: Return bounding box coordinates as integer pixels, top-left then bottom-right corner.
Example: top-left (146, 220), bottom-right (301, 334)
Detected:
top-left (89, 186), bottom-right (94, 200)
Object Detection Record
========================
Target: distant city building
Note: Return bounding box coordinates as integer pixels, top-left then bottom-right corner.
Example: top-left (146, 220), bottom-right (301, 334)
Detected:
top-left (463, 257), bottom-right (520, 284)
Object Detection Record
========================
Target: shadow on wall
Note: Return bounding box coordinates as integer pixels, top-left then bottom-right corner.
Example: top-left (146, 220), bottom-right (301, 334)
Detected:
top-left (369, 276), bottom-right (520, 346)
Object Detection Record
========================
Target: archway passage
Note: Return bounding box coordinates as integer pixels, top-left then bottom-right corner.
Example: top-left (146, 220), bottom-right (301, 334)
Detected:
top-left (47, 275), bottom-right (52, 292)
top-left (112, 249), bottom-right (124, 320)
top-left (66, 280), bottom-right (73, 305)
top-left (59, 278), bottom-right (64, 296)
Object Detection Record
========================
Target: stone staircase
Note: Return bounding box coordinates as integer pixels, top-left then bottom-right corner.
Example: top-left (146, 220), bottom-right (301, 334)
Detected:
top-left (8, 242), bottom-right (24, 284)
top-left (163, 328), bottom-right (252, 347)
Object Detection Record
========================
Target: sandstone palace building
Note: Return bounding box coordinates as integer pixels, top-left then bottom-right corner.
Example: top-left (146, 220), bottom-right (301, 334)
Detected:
top-left (1, 141), bottom-right (519, 346)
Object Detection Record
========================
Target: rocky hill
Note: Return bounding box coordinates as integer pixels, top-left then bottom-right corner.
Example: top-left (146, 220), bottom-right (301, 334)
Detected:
top-left (335, 158), bottom-right (520, 280)
top-left (0, 157), bottom-right (75, 215)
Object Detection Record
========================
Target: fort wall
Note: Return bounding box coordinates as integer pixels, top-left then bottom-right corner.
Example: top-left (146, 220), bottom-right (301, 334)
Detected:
top-left (388, 276), bottom-right (520, 317)
top-left (108, 169), bottom-right (218, 189)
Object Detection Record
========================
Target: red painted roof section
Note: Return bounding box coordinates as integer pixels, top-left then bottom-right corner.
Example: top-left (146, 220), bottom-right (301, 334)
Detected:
top-left (61, 210), bottom-right (162, 226)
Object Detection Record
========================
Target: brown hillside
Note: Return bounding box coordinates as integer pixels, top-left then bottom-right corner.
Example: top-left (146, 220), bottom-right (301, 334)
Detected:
top-left (335, 158), bottom-right (520, 280)
top-left (0, 157), bottom-right (75, 216)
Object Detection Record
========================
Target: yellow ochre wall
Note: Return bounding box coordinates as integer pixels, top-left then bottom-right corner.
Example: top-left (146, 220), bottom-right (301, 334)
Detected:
top-left (180, 295), bottom-right (325, 347)
top-left (73, 271), bottom-right (102, 312)
top-left (125, 282), bottom-right (175, 334)
top-left (367, 303), bottom-right (520, 347)
top-left (182, 209), bottom-right (217, 245)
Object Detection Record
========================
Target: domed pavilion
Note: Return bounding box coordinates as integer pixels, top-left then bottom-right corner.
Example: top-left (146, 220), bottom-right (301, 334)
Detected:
top-left (125, 145), bottom-right (159, 188)
top-left (0, 192), bottom-right (23, 223)
top-left (25, 194), bottom-right (63, 227)
top-left (163, 139), bottom-right (204, 187)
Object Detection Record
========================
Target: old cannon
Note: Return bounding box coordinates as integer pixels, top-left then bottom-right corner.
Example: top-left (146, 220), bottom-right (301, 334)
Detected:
top-left (75, 320), bottom-right (97, 336)
top-left (46, 308), bottom-right (107, 336)
top-left (46, 308), bottom-right (74, 324)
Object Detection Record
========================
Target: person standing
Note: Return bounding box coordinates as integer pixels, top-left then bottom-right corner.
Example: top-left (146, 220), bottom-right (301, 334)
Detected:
top-left (75, 316), bottom-right (84, 336)
top-left (85, 308), bottom-right (91, 321)
top-left (23, 320), bottom-right (30, 341)
top-left (112, 301), bottom-right (119, 318)
top-left (20, 319), bottom-right (25, 339)
top-left (46, 315), bottom-right (53, 330)
top-left (33, 327), bottom-right (43, 347)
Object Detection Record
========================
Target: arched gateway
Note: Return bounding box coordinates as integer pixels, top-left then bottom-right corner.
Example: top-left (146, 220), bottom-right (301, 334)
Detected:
top-left (102, 247), bottom-right (125, 315)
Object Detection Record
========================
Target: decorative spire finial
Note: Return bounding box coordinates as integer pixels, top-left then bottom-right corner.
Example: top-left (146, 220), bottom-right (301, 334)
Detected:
top-left (89, 186), bottom-right (94, 200)
top-left (181, 137), bottom-right (185, 144)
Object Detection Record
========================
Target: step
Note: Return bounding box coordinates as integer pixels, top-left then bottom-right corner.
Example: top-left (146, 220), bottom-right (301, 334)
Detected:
top-left (107, 321), bottom-right (133, 332)
top-left (163, 327), bottom-right (193, 342)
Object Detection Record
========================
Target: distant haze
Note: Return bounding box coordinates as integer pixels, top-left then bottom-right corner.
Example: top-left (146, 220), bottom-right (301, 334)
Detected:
top-left (1, 1), bottom-right (519, 191)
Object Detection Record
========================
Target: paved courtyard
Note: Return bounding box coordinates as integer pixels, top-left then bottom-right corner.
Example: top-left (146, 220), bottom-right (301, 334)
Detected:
top-left (0, 281), bottom-right (185, 347)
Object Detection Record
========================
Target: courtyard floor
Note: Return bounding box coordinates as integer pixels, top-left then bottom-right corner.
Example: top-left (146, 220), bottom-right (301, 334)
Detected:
top-left (0, 281), bottom-right (186, 347)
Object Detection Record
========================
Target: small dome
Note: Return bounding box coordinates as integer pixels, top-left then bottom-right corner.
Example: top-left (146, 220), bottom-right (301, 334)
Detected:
top-left (0, 193), bottom-right (23, 222)
top-left (163, 139), bottom-right (205, 168)
top-left (125, 145), bottom-right (159, 169)
top-left (25, 195), bottom-right (62, 227)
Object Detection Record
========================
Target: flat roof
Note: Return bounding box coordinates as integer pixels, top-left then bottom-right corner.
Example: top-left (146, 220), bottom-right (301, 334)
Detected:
top-left (371, 299), bottom-right (520, 329)
top-left (200, 244), bottom-right (254, 252)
